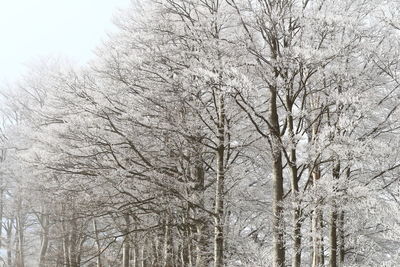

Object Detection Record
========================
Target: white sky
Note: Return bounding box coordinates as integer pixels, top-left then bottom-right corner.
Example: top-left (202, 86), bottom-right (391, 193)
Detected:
top-left (0, 0), bottom-right (131, 83)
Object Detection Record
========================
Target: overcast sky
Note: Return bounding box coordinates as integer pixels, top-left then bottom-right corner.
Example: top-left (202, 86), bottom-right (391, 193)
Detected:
top-left (0, 0), bottom-right (131, 83)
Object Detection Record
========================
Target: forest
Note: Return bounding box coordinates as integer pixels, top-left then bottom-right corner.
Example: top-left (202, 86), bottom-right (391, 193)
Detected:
top-left (0, 0), bottom-right (399, 266)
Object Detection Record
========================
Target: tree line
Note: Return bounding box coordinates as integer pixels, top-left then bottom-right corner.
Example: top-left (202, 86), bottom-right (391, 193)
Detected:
top-left (0, 0), bottom-right (400, 266)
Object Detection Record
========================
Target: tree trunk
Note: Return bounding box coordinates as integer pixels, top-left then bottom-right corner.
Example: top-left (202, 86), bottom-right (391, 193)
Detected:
top-left (329, 208), bottom-right (338, 267)
top-left (63, 228), bottom-right (71, 267)
top-left (320, 216), bottom-right (325, 265)
top-left (338, 168), bottom-right (349, 266)
top-left (330, 162), bottom-right (340, 267)
top-left (16, 198), bottom-right (25, 267)
top-left (151, 236), bottom-right (160, 266)
top-left (61, 204), bottom-right (71, 267)
top-left (123, 234), bottom-right (130, 267)
top-left (214, 90), bottom-right (225, 267)
top-left (140, 240), bottom-right (147, 267)
top-left (6, 219), bottom-right (13, 267)
top-left (162, 217), bottom-right (173, 267)
top-left (56, 237), bottom-right (64, 267)
top-left (69, 217), bottom-right (78, 267)
top-left (39, 213), bottom-right (50, 267)
top-left (0, 183), bottom-right (3, 250)
top-left (180, 215), bottom-right (191, 267)
top-left (123, 214), bottom-right (131, 267)
top-left (270, 83), bottom-right (285, 267)
top-left (77, 236), bottom-right (86, 267)
top-left (192, 145), bottom-right (207, 267)
top-left (15, 228), bottom-right (20, 267)
top-left (287, 98), bottom-right (301, 267)
top-left (0, 150), bottom-right (6, 249)
top-left (339, 211), bottom-right (345, 266)
top-left (93, 219), bottom-right (103, 267)
top-left (292, 200), bottom-right (301, 267)
top-left (196, 222), bottom-right (207, 267)
top-left (133, 230), bottom-right (140, 267)
top-left (312, 208), bottom-right (325, 267)
top-left (312, 167), bottom-right (323, 267)
top-left (187, 227), bottom-right (193, 267)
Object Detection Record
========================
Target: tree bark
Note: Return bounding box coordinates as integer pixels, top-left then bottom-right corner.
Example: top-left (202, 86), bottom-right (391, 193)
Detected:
top-left (162, 217), bottom-right (173, 267)
top-left (0, 149), bottom-right (6, 249)
top-left (140, 239), bottom-right (147, 267)
top-left (16, 198), bottom-right (25, 267)
top-left (0, 182), bottom-right (3, 250)
top-left (62, 227), bottom-right (70, 267)
top-left (196, 222), bottom-right (207, 267)
top-left (123, 236), bottom-right (130, 267)
top-left (93, 219), bottom-right (102, 267)
top-left (312, 167), bottom-right (323, 267)
top-left (123, 214), bottom-right (131, 267)
top-left (338, 167), bottom-right (349, 266)
top-left (330, 162), bottom-right (340, 267)
top-left (214, 90), bottom-right (225, 267)
top-left (6, 219), bottom-right (13, 267)
top-left (287, 97), bottom-right (301, 267)
top-left (339, 211), bottom-right (345, 266)
top-left (69, 217), bottom-right (78, 267)
top-left (39, 213), bottom-right (50, 267)
top-left (329, 208), bottom-right (338, 267)
top-left (192, 144), bottom-right (207, 267)
top-left (270, 83), bottom-right (285, 267)
top-left (132, 230), bottom-right (139, 267)
top-left (180, 215), bottom-right (191, 267)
